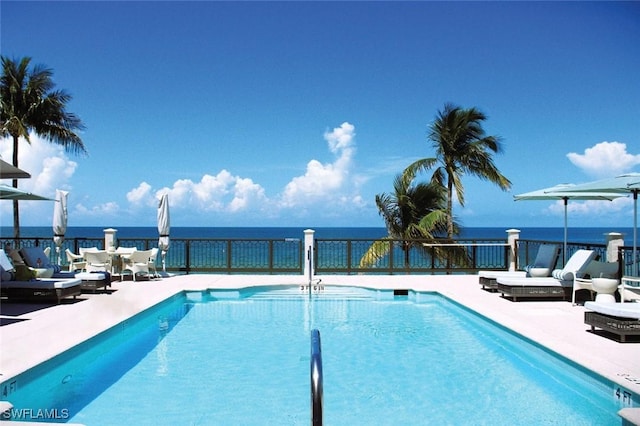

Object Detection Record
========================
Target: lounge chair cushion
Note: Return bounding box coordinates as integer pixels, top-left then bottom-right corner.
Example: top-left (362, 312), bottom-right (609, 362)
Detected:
top-left (19, 247), bottom-right (62, 272)
top-left (585, 302), bottom-right (640, 319)
top-left (0, 278), bottom-right (82, 289)
top-left (497, 249), bottom-right (597, 287)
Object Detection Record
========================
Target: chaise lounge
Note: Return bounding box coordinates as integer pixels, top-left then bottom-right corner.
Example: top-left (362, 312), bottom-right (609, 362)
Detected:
top-left (584, 301), bottom-right (640, 343)
top-left (478, 243), bottom-right (560, 291)
top-left (496, 249), bottom-right (596, 301)
top-left (0, 249), bottom-right (81, 304)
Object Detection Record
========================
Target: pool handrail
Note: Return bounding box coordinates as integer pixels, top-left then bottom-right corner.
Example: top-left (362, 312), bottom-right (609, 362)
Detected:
top-left (311, 328), bottom-right (323, 426)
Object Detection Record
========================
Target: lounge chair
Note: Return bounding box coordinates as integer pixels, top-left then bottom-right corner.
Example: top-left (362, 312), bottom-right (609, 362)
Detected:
top-left (18, 246), bottom-right (76, 279)
top-left (478, 243), bottom-right (560, 291)
top-left (0, 249), bottom-right (81, 304)
top-left (584, 301), bottom-right (640, 342)
top-left (496, 249), bottom-right (596, 301)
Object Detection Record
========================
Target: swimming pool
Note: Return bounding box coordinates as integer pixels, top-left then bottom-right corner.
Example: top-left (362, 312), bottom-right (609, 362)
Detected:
top-left (4, 286), bottom-right (637, 424)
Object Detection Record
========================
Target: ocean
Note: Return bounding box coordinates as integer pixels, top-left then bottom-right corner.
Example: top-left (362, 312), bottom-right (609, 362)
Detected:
top-left (0, 226), bottom-right (634, 245)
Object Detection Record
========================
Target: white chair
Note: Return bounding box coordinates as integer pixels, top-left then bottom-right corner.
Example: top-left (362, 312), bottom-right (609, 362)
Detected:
top-left (84, 250), bottom-right (111, 273)
top-left (148, 248), bottom-right (159, 278)
top-left (65, 248), bottom-right (86, 272)
top-left (571, 260), bottom-right (619, 305)
top-left (121, 249), bottom-right (153, 281)
top-left (620, 276), bottom-right (640, 302)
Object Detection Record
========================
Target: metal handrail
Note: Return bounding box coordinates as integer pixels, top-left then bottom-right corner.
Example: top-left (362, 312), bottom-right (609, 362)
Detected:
top-left (310, 329), bottom-right (323, 426)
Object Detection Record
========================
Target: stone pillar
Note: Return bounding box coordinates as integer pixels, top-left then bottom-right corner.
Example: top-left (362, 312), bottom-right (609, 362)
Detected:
top-left (507, 229), bottom-right (521, 272)
top-left (304, 229), bottom-right (315, 280)
top-left (104, 228), bottom-right (118, 250)
top-left (605, 232), bottom-right (624, 263)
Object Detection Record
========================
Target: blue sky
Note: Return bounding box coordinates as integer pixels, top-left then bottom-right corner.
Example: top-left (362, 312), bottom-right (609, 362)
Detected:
top-left (1, 1), bottom-right (639, 230)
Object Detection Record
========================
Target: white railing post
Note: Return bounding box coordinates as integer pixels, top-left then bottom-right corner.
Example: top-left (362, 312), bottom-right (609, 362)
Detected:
top-left (104, 228), bottom-right (118, 250)
top-left (304, 229), bottom-right (315, 281)
top-left (507, 229), bottom-right (521, 272)
top-left (605, 232), bottom-right (624, 264)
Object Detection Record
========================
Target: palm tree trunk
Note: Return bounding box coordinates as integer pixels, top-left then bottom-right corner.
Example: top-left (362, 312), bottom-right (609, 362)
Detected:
top-left (12, 135), bottom-right (20, 239)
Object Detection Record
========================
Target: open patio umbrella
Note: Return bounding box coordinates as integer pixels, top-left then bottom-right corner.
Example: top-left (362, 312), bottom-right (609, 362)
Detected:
top-left (157, 193), bottom-right (170, 274)
top-left (555, 173), bottom-right (640, 275)
top-left (53, 189), bottom-right (69, 266)
top-left (515, 184), bottom-right (625, 264)
top-left (0, 159), bottom-right (31, 179)
top-left (0, 184), bottom-right (53, 200)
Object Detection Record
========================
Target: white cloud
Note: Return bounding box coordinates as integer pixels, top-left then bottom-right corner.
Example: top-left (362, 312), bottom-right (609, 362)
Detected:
top-left (126, 181), bottom-right (153, 206)
top-left (135, 170), bottom-right (269, 214)
top-left (567, 141), bottom-right (640, 178)
top-left (279, 122), bottom-right (359, 208)
top-left (75, 201), bottom-right (120, 217)
top-left (1, 134), bottom-right (78, 224)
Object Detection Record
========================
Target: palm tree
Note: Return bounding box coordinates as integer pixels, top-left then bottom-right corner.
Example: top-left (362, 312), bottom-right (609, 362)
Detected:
top-left (1, 56), bottom-right (86, 238)
top-left (404, 103), bottom-right (511, 238)
top-left (360, 169), bottom-right (464, 270)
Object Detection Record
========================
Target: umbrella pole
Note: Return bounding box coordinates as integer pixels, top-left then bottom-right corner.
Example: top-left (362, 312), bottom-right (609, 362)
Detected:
top-left (563, 198), bottom-right (568, 265)
top-left (634, 191), bottom-right (638, 276)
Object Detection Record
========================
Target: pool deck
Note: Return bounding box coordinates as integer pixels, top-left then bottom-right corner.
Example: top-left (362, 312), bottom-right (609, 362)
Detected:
top-left (1, 273), bottom-right (640, 424)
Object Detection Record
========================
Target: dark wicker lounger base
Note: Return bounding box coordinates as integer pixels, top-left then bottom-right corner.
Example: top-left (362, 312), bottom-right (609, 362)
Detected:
top-left (497, 283), bottom-right (570, 302)
top-left (1, 285), bottom-right (81, 304)
top-left (585, 311), bottom-right (640, 343)
top-left (479, 276), bottom-right (498, 291)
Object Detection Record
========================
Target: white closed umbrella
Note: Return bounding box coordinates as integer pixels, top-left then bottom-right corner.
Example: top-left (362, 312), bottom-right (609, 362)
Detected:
top-left (515, 184), bottom-right (625, 264)
top-left (157, 193), bottom-right (170, 274)
top-left (53, 189), bottom-right (69, 265)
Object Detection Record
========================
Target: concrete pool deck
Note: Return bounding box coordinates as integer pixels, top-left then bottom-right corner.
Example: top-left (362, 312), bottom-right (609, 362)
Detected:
top-left (1, 273), bottom-right (640, 423)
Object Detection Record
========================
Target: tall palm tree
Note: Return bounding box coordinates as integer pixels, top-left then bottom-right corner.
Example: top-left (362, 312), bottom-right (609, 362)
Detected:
top-left (1, 56), bottom-right (86, 238)
top-left (360, 169), bottom-right (463, 270)
top-left (404, 103), bottom-right (511, 238)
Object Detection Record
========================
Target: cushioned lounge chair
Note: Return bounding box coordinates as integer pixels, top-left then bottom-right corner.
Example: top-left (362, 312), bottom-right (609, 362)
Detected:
top-left (0, 249), bottom-right (81, 304)
top-left (19, 246), bottom-right (76, 279)
top-left (584, 301), bottom-right (640, 343)
top-left (478, 244), bottom-right (561, 291)
top-left (496, 249), bottom-right (596, 301)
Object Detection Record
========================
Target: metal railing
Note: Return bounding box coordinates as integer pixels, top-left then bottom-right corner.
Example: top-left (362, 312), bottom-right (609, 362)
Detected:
top-left (1, 235), bottom-right (632, 275)
top-left (310, 329), bottom-right (323, 426)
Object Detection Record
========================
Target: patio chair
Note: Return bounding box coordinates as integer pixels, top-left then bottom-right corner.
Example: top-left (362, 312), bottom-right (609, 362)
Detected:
top-left (620, 276), bottom-right (640, 302)
top-left (478, 244), bottom-right (560, 291)
top-left (571, 260), bottom-right (619, 305)
top-left (65, 248), bottom-right (86, 272)
top-left (584, 301), bottom-right (640, 342)
top-left (84, 250), bottom-right (111, 273)
top-left (121, 249), bottom-right (153, 281)
top-left (496, 249), bottom-right (596, 301)
top-left (148, 248), bottom-right (159, 278)
top-left (18, 246), bottom-right (76, 279)
top-left (0, 249), bottom-right (81, 304)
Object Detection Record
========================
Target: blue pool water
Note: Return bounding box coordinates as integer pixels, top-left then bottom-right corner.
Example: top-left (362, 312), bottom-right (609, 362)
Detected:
top-left (5, 286), bottom-right (636, 424)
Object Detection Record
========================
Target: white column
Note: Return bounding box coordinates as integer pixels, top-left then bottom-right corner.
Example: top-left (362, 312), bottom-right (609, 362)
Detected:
top-left (507, 229), bottom-right (521, 272)
top-left (605, 232), bottom-right (624, 263)
top-left (304, 229), bottom-right (315, 280)
top-left (103, 228), bottom-right (118, 250)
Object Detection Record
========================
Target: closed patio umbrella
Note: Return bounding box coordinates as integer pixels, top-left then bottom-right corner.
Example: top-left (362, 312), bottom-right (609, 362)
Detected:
top-left (53, 189), bottom-right (69, 265)
top-left (556, 173), bottom-right (640, 275)
top-left (157, 193), bottom-right (170, 274)
top-left (515, 184), bottom-right (625, 264)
